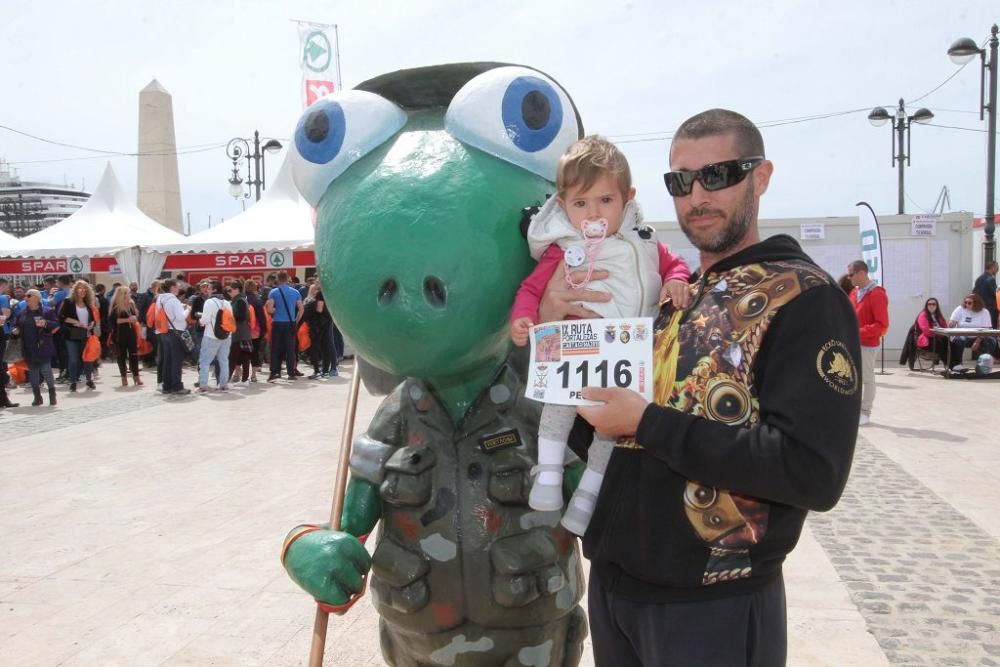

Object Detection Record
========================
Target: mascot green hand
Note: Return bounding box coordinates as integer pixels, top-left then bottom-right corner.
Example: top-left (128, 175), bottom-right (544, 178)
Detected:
top-left (284, 63), bottom-right (588, 666)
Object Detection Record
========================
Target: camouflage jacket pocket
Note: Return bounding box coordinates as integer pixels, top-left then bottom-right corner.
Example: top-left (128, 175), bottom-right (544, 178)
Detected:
top-left (380, 445), bottom-right (435, 507)
top-left (490, 529), bottom-right (565, 607)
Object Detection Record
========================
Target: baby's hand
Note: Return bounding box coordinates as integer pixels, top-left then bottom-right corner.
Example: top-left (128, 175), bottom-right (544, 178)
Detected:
top-left (659, 279), bottom-right (692, 310)
top-left (510, 317), bottom-right (534, 347)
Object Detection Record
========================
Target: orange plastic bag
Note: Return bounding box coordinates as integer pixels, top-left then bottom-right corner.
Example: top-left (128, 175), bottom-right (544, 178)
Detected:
top-left (137, 336), bottom-right (153, 356)
top-left (8, 360), bottom-right (28, 385)
top-left (297, 323), bottom-right (312, 351)
top-left (82, 335), bottom-right (101, 362)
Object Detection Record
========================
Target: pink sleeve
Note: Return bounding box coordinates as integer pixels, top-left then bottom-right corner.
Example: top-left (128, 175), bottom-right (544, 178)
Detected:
top-left (657, 243), bottom-right (691, 283)
top-left (511, 245), bottom-right (563, 322)
top-left (915, 312), bottom-right (931, 337)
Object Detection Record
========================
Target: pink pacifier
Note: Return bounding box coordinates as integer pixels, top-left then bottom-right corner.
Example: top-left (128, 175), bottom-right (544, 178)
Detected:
top-left (565, 218), bottom-right (608, 289)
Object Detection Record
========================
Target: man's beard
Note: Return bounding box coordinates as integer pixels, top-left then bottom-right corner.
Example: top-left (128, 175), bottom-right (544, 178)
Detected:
top-left (679, 183), bottom-right (755, 254)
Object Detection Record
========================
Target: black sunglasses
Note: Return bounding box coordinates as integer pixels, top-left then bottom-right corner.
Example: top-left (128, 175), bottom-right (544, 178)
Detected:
top-left (664, 156), bottom-right (764, 197)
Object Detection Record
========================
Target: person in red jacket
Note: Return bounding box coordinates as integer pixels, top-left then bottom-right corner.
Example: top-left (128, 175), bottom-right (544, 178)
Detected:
top-left (848, 260), bottom-right (889, 425)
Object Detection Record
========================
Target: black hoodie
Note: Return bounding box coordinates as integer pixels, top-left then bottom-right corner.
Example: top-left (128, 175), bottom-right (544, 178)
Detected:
top-left (582, 234), bottom-right (861, 603)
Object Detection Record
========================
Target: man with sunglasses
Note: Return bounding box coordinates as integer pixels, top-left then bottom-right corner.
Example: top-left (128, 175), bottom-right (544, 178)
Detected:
top-left (541, 109), bottom-right (861, 666)
top-left (848, 260), bottom-right (889, 425)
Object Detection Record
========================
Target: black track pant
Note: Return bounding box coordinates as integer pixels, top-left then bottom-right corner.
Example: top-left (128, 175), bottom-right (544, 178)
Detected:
top-left (588, 569), bottom-right (787, 667)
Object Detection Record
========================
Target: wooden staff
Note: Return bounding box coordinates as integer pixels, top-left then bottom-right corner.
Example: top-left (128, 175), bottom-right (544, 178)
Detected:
top-left (308, 359), bottom-right (363, 667)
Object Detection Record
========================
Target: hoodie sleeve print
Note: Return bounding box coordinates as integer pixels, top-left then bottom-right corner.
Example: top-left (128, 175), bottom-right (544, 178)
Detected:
top-left (657, 242), bottom-right (690, 283)
top-left (636, 284), bottom-right (861, 512)
top-left (511, 244), bottom-right (564, 322)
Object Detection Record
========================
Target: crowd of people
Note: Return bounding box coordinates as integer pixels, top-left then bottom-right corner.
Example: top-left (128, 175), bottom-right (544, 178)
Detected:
top-left (0, 270), bottom-right (347, 405)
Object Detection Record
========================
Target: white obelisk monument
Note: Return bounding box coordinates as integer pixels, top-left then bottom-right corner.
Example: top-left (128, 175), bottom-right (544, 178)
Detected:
top-left (137, 79), bottom-right (183, 234)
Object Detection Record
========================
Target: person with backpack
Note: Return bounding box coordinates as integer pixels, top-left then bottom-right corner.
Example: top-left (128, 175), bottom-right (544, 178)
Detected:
top-left (265, 271), bottom-right (303, 382)
top-left (136, 279), bottom-right (160, 370)
top-left (156, 279), bottom-right (191, 395)
top-left (197, 281), bottom-right (235, 393)
top-left (245, 279), bottom-right (266, 381)
top-left (188, 280), bottom-right (212, 367)
top-left (226, 280), bottom-right (255, 384)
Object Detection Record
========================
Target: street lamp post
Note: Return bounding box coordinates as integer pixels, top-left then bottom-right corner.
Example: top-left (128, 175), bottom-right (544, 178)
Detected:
top-left (948, 24), bottom-right (999, 265)
top-left (867, 100), bottom-right (934, 215)
top-left (225, 130), bottom-right (283, 202)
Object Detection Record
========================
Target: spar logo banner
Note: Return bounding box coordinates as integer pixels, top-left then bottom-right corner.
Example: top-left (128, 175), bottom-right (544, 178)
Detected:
top-left (163, 251), bottom-right (294, 271)
top-left (856, 201), bottom-right (884, 287)
top-left (0, 256), bottom-right (114, 275)
top-left (298, 22), bottom-right (341, 108)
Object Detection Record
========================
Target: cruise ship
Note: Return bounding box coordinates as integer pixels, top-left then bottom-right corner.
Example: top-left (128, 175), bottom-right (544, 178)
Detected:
top-left (0, 159), bottom-right (91, 238)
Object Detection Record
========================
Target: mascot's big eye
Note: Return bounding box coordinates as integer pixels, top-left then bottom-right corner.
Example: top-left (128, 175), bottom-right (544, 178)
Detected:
top-left (444, 66), bottom-right (582, 181)
top-left (289, 90), bottom-right (407, 205)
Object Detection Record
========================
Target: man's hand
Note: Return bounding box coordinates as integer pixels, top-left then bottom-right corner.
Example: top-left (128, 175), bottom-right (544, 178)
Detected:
top-left (659, 278), bottom-right (692, 309)
top-left (510, 317), bottom-right (533, 346)
top-left (538, 262), bottom-right (612, 322)
top-left (577, 387), bottom-right (648, 437)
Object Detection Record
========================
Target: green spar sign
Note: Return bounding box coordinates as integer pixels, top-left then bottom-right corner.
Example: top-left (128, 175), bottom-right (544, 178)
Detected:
top-left (303, 31), bottom-right (331, 73)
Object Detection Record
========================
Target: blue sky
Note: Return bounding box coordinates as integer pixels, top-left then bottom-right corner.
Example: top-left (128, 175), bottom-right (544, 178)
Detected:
top-left (2, 0), bottom-right (997, 234)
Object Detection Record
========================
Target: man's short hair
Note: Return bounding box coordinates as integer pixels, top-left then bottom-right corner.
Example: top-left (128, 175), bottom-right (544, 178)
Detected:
top-left (57, 275), bottom-right (72, 286)
top-left (849, 260), bottom-right (869, 275)
top-left (987, 261), bottom-right (999, 271)
top-left (198, 280), bottom-right (212, 288)
top-left (672, 109), bottom-right (765, 159)
top-left (229, 279), bottom-right (244, 292)
top-left (557, 135), bottom-right (632, 198)
top-left (211, 281), bottom-right (223, 293)
top-left (161, 279), bottom-right (176, 292)
top-left (277, 271), bottom-right (289, 282)
top-left (245, 279), bottom-right (258, 292)
top-left (43, 276), bottom-right (56, 285)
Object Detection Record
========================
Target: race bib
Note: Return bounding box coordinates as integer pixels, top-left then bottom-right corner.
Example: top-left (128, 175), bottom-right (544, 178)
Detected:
top-left (526, 317), bottom-right (654, 406)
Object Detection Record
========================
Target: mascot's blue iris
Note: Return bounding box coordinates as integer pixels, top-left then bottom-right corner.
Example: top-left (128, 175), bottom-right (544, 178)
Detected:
top-left (501, 76), bottom-right (562, 153)
top-left (295, 100), bottom-right (347, 164)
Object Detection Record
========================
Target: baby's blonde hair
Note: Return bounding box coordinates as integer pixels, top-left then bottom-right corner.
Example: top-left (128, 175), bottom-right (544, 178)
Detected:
top-left (556, 135), bottom-right (632, 198)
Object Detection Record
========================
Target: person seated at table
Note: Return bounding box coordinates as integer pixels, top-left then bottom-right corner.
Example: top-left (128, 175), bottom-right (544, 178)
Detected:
top-left (947, 293), bottom-right (997, 370)
top-left (914, 297), bottom-right (949, 360)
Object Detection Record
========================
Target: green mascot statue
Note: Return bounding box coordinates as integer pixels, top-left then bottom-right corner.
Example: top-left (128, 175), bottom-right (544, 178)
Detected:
top-left (281, 63), bottom-right (589, 666)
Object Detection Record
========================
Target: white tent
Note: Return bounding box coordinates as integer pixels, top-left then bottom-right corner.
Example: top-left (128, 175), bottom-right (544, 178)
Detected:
top-left (5, 163), bottom-right (185, 286)
top-left (0, 228), bottom-right (17, 249)
top-left (8, 163), bottom-right (185, 257)
top-left (149, 156), bottom-right (314, 254)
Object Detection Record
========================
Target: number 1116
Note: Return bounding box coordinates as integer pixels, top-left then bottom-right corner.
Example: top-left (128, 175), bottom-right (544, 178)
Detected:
top-left (555, 359), bottom-right (633, 388)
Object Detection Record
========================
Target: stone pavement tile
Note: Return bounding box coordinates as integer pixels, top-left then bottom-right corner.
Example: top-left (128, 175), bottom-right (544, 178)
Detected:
top-left (786, 524), bottom-right (889, 666)
top-left (810, 434), bottom-right (1000, 665)
top-left (0, 576), bottom-right (39, 599)
top-left (58, 612), bottom-right (210, 667)
top-left (163, 618), bottom-right (303, 666)
top-left (868, 372), bottom-right (1000, 542)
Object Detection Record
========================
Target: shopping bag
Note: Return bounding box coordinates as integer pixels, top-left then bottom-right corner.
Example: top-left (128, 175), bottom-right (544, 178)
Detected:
top-left (297, 323), bottom-right (312, 352)
top-left (82, 334), bottom-right (102, 362)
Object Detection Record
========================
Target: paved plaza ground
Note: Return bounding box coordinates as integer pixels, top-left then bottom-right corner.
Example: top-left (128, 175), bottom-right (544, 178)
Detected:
top-left (1, 359), bottom-right (998, 666)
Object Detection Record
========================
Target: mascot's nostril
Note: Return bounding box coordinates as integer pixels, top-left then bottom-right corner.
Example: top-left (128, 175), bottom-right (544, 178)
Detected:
top-left (378, 278), bottom-right (398, 306)
top-left (423, 276), bottom-right (447, 308)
